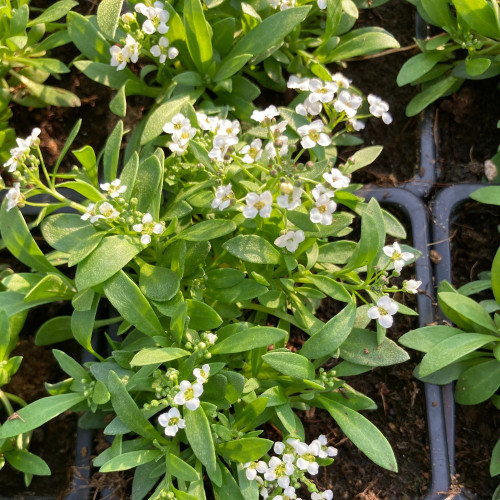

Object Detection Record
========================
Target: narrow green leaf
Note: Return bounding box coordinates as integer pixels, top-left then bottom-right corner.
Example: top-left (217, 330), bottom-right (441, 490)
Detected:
top-left (100, 449), bottom-right (161, 472)
top-left (107, 371), bottom-right (164, 441)
top-left (41, 214), bottom-right (97, 253)
top-left (406, 75), bottom-right (460, 117)
top-left (262, 351), bottom-right (316, 380)
top-left (97, 0), bottom-right (123, 39)
top-left (217, 438), bottom-right (273, 463)
top-left (75, 235), bottom-right (143, 290)
top-left (103, 120), bottom-right (123, 182)
top-left (0, 393), bottom-right (85, 439)
top-left (211, 326), bottom-right (287, 354)
top-left (130, 347), bottom-right (190, 366)
top-left (179, 219), bottom-right (236, 241)
top-left (301, 302), bottom-right (356, 359)
top-left (27, 0), bottom-right (78, 27)
top-left (317, 396), bottom-right (397, 472)
top-left (184, 406), bottom-right (216, 473)
top-left (67, 12), bottom-right (111, 63)
top-left (5, 449), bottom-right (50, 476)
top-left (184, 0), bottom-right (213, 74)
top-left (140, 263), bottom-right (180, 302)
top-left (223, 235), bottom-right (282, 265)
top-left (103, 271), bottom-right (165, 337)
top-left (452, 0), bottom-right (500, 39)
top-left (455, 359), bottom-right (500, 405)
top-left (166, 452), bottom-right (199, 482)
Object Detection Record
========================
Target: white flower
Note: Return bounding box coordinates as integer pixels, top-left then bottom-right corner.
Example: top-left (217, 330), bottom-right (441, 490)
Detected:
top-left (251, 105), bottom-right (280, 123)
top-left (308, 78), bottom-right (338, 103)
top-left (310, 195), bottom-right (337, 225)
top-left (275, 486), bottom-right (299, 500)
top-left (323, 168), bottom-right (350, 190)
top-left (286, 438), bottom-right (309, 455)
top-left (296, 445), bottom-right (319, 475)
top-left (173, 380), bottom-right (204, 411)
top-left (215, 119), bottom-right (240, 138)
top-left (3, 129), bottom-right (40, 171)
top-left (158, 407), bottom-right (185, 437)
top-left (193, 364), bottom-right (210, 384)
top-left (6, 183), bottom-right (24, 211)
top-left (297, 120), bottom-right (331, 149)
top-left (132, 213), bottom-right (164, 244)
top-left (296, 96), bottom-right (322, 117)
top-left (123, 35), bottom-right (140, 63)
top-left (244, 460), bottom-right (267, 480)
top-left (348, 118), bottom-right (365, 131)
top-left (163, 113), bottom-right (191, 134)
top-left (264, 456), bottom-right (294, 488)
top-left (121, 12), bottom-right (135, 24)
top-left (317, 0), bottom-right (326, 8)
top-left (332, 72), bottom-right (351, 89)
top-left (270, 120), bottom-right (288, 136)
top-left (208, 134), bottom-right (238, 162)
top-left (334, 90), bottom-right (363, 118)
top-left (81, 203), bottom-right (96, 222)
top-left (98, 201), bottom-right (120, 220)
top-left (277, 184), bottom-right (302, 210)
top-left (171, 125), bottom-right (196, 147)
top-left (274, 230), bottom-right (305, 253)
top-left (309, 435), bottom-right (338, 458)
top-left (403, 279), bottom-right (422, 294)
top-left (287, 75), bottom-right (310, 91)
top-left (196, 112), bottom-right (211, 131)
top-left (383, 242), bottom-right (414, 273)
top-left (212, 183), bottom-right (233, 211)
top-left (367, 94), bottom-right (392, 124)
top-left (274, 441), bottom-right (286, 455)
top-left (110, 45), bottom-right (127, 71)
top-left (137, 2), bottom-right (170, 34)
top-left (206, 333), bottom-right (217, 344)
top-left (240, 139), bottom-right (263, 164)
top-left (150, 36), bottom-right (175, 63)
top-left (100, 178), bottom-right (127, 198)
top-left (243, 191), bottom-right (273, 219)
top-left (266, 135), bottom-right (289, 159)
top-left (312, 184), bottom-right (335, 200)
top-left (25, 128), bottom-right (41, 147)
top-left (268, 0), bottom-right (296, 10)
top-left (367, 296), bottom-right (399, 329)
top-left (312, 491), bottom-right (333, 500)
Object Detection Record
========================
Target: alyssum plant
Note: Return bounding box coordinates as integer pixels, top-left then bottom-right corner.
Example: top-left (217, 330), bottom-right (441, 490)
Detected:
top-left (0, 74), bottom-right (419, 498)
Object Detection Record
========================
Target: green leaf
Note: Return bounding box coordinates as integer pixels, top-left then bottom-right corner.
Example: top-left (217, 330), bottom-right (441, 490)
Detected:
top-left (139, 263), bottom-right (180, 302)
top-left (184, 0), bottom-right (213, 74)
top-left (107, 371), bottom-right (164, 441)
top-left (455, 359), bottom-right (500, 405)
top-left (179, 219), bottom-right (236, 241)
top-left (11, 73), bottom-right (80, 107)
top-left (0, 203), bottom-right (61, 276)
top-left (185, 406), bottom-right (216, 473)
top-left (306, 275), bottom-right (351, 302)
top-left (103, 120), bottom-right (123, 182)
top-left (68, 232), bottom-right (105, 267)
top-left (301, 302), bottom-right (356, 359)
top-left (217, 438), bottom-right (273, 463)
top-left (465, 57), bottom-right (492, 77)
top-left (438, 292), bottom-right (498, 335)
top-left (419, 333), bottom-right (499, 377)
top-left (262, 351), bottom-right (316, 380)
top-left (0, 393), bottom-right (85, 439)
top-left (216, 7), bottom-right (310, 81)
top-left (53, 349), bottom-right (87, 380)
top-left (9, 4), bottom-right (29, 35)
top-left (186, 299), bottom-right (222, 330)
top-left (27, 0), bottom-right (78, 27)
top-left (223, 235), bottom-right (282, 265)
top-left (71, 293), bottom-right (99, 354)
top-left (41, 214), bottom-right (97, 253)
top-left (205, 269), bottom-right (245, 288)
top-left (211, 326), bottom-right (287, 354)
top-left (100, 449), bottom-right (161, 472)
top-left (5, 449), bottom-right (50, 476)
top-left (130, 155), bottom-right (162, 212)
top-left (470, 186), bottom-right (500, 206)
top-left (399, 325), bottom-right (463, 353)
top-left (103, 271), bottom-right (165, 337)
top-left (233, 398), bottom-right (268, 432)
top-left (68, 12), bottom-right (111, 63)
top-left (492, 248), bottom-right (500, 305)
top-left (166, 452), bottom-right (199, 482)
top-left (345, 146), bottom-right (384, 174)
top-left (340, 328), bottom-right (410, 366)
top-left (75, 235), bottom-right (143, 290)
top-left (324, 27), bottom-right (399, 62)
top-left (97, 0), bottom-right (123, 38)
top-left (451, 0), bottom-right (500, 39)
top-left (421, 0), bottom-right (454, 27)
top-left (57, 181), bottom-right (102, 202)
top-left (491, 438), bottom-right (500, 477)
top-left (397, 53), bottom-right (443, 87)
top-left (24, 274), bottom-right (73, 301)
top-left (130, 347), bottom-right (190, 366)
top-left (213, 462), bottom-right (245, 500)
top-left (317, 396), bottom-right (397, 472)
top-left (406, 75), bottom-right (460, 117)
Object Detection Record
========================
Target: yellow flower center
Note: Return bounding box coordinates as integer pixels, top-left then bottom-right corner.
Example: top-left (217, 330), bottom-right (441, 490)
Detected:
top-left (185, 388), bottom-right (194, 400)
top-left (254, 200), bottom-right (266, 210)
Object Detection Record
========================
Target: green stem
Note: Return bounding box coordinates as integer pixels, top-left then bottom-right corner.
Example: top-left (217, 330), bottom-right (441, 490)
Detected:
top-left (3, 392), bottom-right (27, 408)
top-left (0, 389), bottom-right (15, 416)
top-left (244, 303), bottom-right (303, 329)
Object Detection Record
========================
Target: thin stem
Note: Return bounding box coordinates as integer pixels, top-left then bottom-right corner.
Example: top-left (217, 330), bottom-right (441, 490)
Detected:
top-left (0, 389), bottom-right (15, 416)
top-left (244, 303), bottom-right (303, 329)
top-left (3, 392), bottom-right (27, 408)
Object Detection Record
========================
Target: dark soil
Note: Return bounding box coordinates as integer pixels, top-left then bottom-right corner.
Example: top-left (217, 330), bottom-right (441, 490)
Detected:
top-left (449, 203), bottom-right (500, 498)
top-left (437, 77), bottom-right (500, 185)
top-left (343, 0), bottom-right (420, 186)
top-left (0, 338), bottom-right (78, 498)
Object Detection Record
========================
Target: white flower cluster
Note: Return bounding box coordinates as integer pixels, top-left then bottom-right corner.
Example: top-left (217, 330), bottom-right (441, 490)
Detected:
top-left (110, 34), bottom-right (140, 71)
top-left (3, 128), bottom-right (40, 173)
top-left (288, 74), bottom-right (392, 127)
top-left (157, 365), bottom-right (211, 436)
top-left (111, 1), bottom-right (178, 70)
top-left (244, 436), bottom-right (337, 499)
top-left (163, 113), bottom-right (197, 156)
